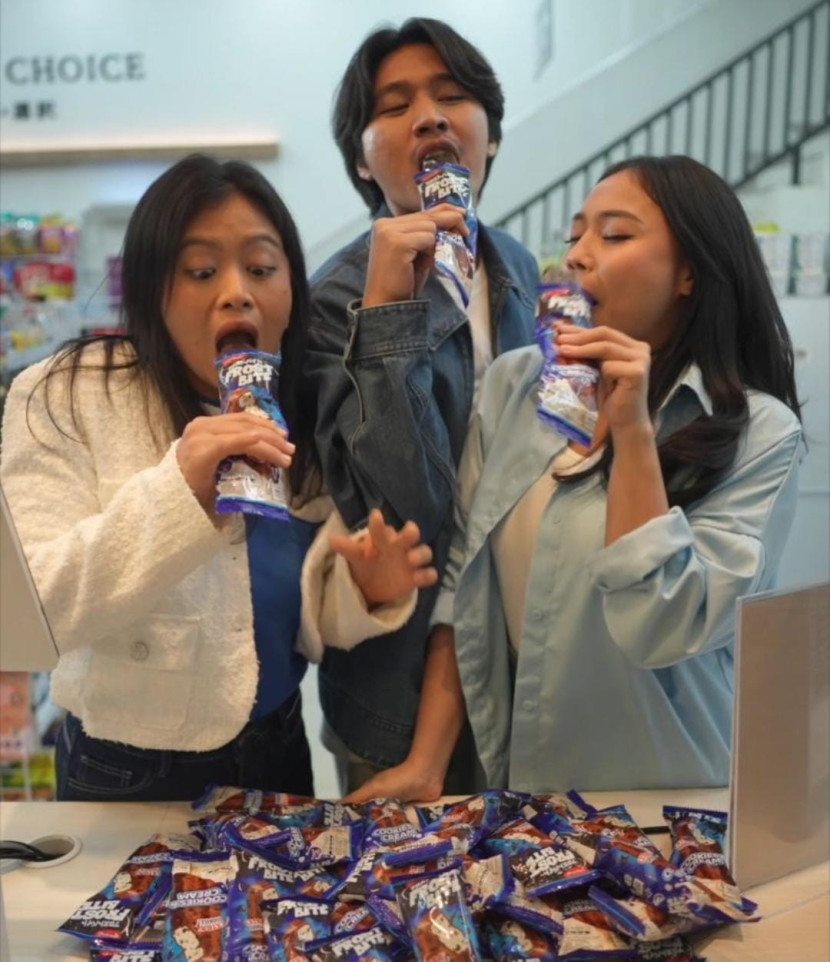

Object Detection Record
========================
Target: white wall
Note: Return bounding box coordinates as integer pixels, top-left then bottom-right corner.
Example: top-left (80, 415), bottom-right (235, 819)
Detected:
top-left (480, 0), bottom-right (819, 224)
top-left (1, 0), bottom-right (772, 258)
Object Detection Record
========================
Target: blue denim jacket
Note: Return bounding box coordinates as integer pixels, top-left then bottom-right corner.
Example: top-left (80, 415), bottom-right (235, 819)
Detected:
top-left (432, 346), bottom-right (803, 791)
top-left (307, 221), bottom-right (538, 767)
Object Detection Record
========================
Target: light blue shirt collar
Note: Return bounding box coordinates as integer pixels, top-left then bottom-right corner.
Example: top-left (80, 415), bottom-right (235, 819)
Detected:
top-left (660, 362), bottom-right (714, 416)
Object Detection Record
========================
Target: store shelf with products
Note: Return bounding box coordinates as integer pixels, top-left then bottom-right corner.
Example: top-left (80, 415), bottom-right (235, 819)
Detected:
top-left (755, 228), bottom-right (830, 299)
top-left (0, 211), bottom-right (125, 800)
top-left (0, 671), bottom-right (60, 800)
top-left (0, 209), bottom-right (125, 418)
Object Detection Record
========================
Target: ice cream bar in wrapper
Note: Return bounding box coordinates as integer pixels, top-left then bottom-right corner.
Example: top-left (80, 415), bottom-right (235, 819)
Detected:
top-left (535, 282), bottom-right (598, 446)
top-left (214, 349), bottom-right (290, 521)
top-left (415, 162), bottom-right (478, 307)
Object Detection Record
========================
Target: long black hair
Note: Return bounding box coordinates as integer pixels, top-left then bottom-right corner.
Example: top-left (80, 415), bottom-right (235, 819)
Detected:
top-left (568, 155), bottom-right (800, 507)
top-left (34, 153), bottom-right (321, 501)
top-left (333, 17), bottom-right (504, 213)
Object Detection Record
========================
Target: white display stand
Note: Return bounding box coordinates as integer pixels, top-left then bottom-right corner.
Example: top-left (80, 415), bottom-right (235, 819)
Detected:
top-left (730, 582), bottom-right (830, 890)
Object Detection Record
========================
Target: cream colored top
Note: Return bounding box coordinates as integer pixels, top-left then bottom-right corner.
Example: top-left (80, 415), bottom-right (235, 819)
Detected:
top-left (492, 446), bottom-right (586, 649)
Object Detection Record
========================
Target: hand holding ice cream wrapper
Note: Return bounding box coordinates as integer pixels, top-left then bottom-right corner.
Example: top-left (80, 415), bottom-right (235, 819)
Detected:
top-left (416, 162), bottom-right (478, 307)
top-left (214, 349), bottom-right (290, 521)
top-left (536, 282), bottom-right (599, 447)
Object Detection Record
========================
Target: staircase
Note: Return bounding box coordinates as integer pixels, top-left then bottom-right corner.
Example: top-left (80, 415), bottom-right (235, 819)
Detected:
top-left (492, 0), bottom-right (829, 257)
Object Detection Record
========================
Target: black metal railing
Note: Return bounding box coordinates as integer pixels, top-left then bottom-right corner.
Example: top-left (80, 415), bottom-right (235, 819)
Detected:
top-left (495, 0), bottom-right (830, 255)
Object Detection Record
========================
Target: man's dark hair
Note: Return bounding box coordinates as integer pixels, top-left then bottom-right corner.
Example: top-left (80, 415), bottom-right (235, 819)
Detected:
top-left (333, 18), bottom-right (505, 213)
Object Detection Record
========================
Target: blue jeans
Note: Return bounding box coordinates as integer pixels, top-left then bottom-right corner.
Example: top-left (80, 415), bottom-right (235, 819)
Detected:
top-left (55, 690), bottom-right (313, 801)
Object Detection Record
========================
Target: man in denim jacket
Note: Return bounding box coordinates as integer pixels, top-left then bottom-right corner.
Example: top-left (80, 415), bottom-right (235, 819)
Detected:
top-left (306, 17), bottom-right (538, 794)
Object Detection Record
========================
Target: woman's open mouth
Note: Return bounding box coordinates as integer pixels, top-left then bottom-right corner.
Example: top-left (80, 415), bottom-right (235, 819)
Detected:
top-left (215, 323), bottom-right (258, 356)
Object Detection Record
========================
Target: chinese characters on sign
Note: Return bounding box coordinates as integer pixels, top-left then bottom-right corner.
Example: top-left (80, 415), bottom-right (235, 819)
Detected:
top-left (1, 101), bottom-right (57, 121)
top-left (0, 52), bottom-right (146, 125)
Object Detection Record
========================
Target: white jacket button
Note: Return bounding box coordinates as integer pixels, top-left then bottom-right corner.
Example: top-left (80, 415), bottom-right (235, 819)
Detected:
top-left (130, 641), bottom-right (149, 661)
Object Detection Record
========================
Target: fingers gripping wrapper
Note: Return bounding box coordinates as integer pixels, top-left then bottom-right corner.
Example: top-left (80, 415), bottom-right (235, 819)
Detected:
top-left (415, 163), bottom-right (478, 307)
top-left (535, 283), bottom-right (598, 446)
top-left (214, 350), bottom-right (290, 521)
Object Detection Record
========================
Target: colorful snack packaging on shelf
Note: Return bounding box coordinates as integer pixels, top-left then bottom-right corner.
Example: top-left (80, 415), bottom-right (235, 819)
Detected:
top-left (162, 854), bottom-right (231, 962)
top-left (415, 162), bottom-right (478, 306)
top-left (58, 834), bottom-right (198, 944)
top-left (214, 350), bottom-right (290, 521)
top-left (14, 259), bottom-right (76, 299)
top-left (39, 215), bottom-right (66, 254)
top-left (397, 867), bottom-right (484, 962)
top-left (535, 282), bottom-right (598, 446)
top-left (663, 805), bottom-right (758, 920)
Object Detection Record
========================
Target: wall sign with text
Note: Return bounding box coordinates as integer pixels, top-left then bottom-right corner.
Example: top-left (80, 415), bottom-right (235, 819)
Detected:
top-left (0, 38), bottom-right (277, 166)
top-left (2, 52), bottom-right (145, 130)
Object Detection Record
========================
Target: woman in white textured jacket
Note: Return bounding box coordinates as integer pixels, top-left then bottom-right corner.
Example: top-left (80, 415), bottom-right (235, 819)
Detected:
top-left (0, 155), bottom-right (436, 801)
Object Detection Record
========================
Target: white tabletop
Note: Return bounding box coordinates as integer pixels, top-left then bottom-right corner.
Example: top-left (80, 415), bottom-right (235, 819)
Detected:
top-left (1, 790), bottom-right (827, 962)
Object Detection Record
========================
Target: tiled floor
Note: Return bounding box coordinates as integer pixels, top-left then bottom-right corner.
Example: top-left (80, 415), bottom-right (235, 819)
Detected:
top-left (300, 664), bottom-right (339, 799)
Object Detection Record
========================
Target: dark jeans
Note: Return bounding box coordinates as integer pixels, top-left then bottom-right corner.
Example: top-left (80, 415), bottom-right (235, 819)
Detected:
top-left (55, 690), bottom-right (313, 801)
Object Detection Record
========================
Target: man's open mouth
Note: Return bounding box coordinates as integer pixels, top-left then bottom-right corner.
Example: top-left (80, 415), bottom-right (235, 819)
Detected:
top-left (419, 147), bottom-right (459, 170)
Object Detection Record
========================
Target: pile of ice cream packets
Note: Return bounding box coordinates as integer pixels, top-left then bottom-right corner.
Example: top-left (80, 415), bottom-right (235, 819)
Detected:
top-left (58, 786), bottom-right (758, 961)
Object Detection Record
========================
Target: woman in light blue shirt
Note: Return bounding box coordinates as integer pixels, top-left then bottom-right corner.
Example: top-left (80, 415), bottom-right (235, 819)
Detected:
top-left (345, 155), bottom-right (803, 799)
